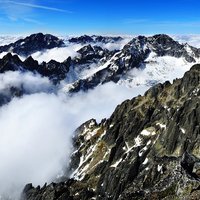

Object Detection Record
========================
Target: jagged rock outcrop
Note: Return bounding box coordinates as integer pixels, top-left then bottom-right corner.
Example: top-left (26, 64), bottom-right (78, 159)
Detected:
top-left (0, 33), bottom-right (64, 56)
top-left (0, 53), bottom-right (23, 72)
top-left (22, 64), bottom-right (200, 199)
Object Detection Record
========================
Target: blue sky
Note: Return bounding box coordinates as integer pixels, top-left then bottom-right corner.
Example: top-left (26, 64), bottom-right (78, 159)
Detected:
top-left (0, 0), bottom-right (200, 35)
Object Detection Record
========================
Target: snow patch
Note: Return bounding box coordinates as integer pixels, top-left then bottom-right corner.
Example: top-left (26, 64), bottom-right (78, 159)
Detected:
top-left (156, 123), bottom-right (167, 130)
top-left (119, 54), bottom-right (194, 88)
top-left (180, 128), bottom-right (186, 134)
top-left (157, 164), bottom-right (163, 172)
top-left (133, 136), bottom-right (142, 147)
top-left (141, 129), bottom-right (156, 136)
top-left (191, 88), bottom-right (200, 96)
top-left (145, 167), bottom-right (149, 171)
top-left (142, 158), bottom-right (148, 165)
top-left (111, 158), bottom-right (123, 168)
top-left (139, 146), bottom-right (148, 157)
top-left (85, 128), bottom-right (100, 140)
top-left (109, 124), bottom-right (114, 128)
top-left (146, 140), bottom-right (151, 146)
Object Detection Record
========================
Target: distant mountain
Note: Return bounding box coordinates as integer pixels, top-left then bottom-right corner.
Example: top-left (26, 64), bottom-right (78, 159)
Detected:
top-left (22, 63), bottom-right (200, 200)
top-left (64, 34), bottom-right (200, 92)
top-left (69, 35), bottom-right (123, 44)
top-left (0, 33), bottom-right (64, 56)
top-left (0, 53), bottom-right (70, 82)
top-left (0, 33), bottom-right (199, 98)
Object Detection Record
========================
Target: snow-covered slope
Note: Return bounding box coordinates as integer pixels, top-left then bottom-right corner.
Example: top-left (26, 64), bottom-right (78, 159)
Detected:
top-left (118, 53), bottom-right (194, 87)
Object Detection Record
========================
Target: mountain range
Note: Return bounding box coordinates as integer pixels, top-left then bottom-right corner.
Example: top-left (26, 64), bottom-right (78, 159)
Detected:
top-left (0, 33), bottom-right (199, 200)
top-left (0, 33), bottom-right (199, 95)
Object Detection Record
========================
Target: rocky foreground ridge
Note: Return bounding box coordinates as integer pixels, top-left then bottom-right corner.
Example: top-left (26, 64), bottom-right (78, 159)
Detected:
top-left (22, 64), bottom-right (200, 199)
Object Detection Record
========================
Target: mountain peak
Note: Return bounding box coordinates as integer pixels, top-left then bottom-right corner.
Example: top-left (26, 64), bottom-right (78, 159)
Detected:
top-left (152, 33), bottom-right (175, 40)
top-left (0, 33), bottom-right (64, 56)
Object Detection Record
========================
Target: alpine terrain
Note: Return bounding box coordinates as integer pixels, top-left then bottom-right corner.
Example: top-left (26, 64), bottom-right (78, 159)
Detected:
top-left (22, 63), bottom-right (200, 200)
top-left (0, 33), bottom-right (199, 200)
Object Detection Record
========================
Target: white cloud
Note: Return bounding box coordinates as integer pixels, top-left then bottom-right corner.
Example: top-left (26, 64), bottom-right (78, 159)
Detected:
top-left (0, 36), bottom-right (23, 46)
top-left (0, 36), bottom-right (132, 63)
top-left (59, 82), bottom-right (149, 124)
top-left (30, 37), bottom-right (132, 63)
top-left (119, 53), bottom-right (193, 87)
top-left (31, 44), bottom-right (82, 63)
top-left (23, 17), bottom-right (43, 25)
top-left (0, 93), bottom-right (73, 199)
top-left (94, 37), bottom-right (132, 51)
top-left (0, 71), bottom-right (54, 95)
top-left (172, 34), bottom-right (200, 48)
top-left (0, 0), bottom-right (72, 23)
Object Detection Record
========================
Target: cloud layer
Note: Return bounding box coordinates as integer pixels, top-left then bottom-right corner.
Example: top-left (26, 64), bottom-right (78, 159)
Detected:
top-left (0, 93), bottom-right (73, 199)
top-left (172, 34), bottom-right (200, 48)
top-left (31, 44), bottom-right (82, 63)
top-left (0, 71), bottom-right (53, 94)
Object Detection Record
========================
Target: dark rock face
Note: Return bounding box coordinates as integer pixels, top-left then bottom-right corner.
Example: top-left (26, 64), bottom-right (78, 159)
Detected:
top-left (21, 182), bottom-right (73, 200)
top-left (0, 33), bottom-right (64, 56)
top-left (64, 44), bottom-right (116, 89)
top-left (69, 35), bottom-right (123, 44)
top-left (0, 53), bottom-right (24, 72)
top-left (69, 35), bottom-right (94, 44)
top-left (22, 65), bottom-right (200, 199)
top-left (0, 53), bottom-right (70, 83)
top-left (146, 34), bottom-right (200, 62)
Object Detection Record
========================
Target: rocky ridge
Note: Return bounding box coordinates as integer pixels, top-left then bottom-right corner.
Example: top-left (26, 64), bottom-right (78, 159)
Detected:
top-left (22, 64), bottom-right (200, 199)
